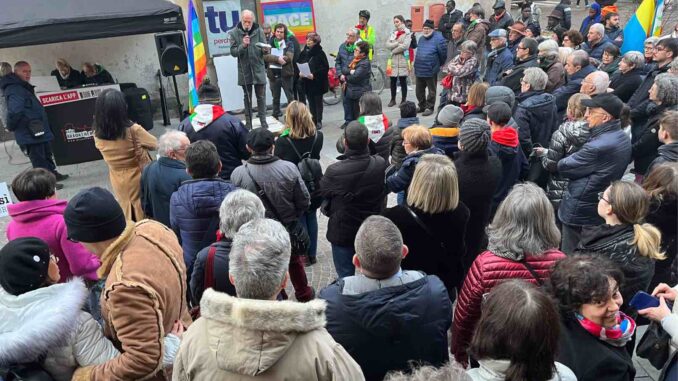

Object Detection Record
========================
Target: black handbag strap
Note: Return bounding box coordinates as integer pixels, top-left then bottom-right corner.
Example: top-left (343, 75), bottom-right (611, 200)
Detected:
top-left (404, 204), bottom-right (445, 249)
top-left (244, 164), bottom-right (283, 222)
top-left (285, 134), bottom-right (317, 161)
top-left (519, 258), bottom-right (543, 286)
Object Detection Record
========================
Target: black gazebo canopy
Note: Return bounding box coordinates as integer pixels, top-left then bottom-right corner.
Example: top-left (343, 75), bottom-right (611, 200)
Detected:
top-left (0, 0), bottom-right (185, 49)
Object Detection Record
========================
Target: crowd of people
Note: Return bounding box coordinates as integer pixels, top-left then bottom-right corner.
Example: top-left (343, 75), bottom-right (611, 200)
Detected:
top-left (2, 1), bottom-right (678, 381)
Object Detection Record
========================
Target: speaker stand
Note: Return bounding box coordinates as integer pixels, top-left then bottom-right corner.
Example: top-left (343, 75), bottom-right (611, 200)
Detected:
top-left (172, 75), bottom-right (183, 120)
top-left (157, 70), bottom-right (170, 126)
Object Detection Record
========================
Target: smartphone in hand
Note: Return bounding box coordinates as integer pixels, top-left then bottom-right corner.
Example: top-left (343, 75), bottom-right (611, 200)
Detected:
top-left (629, 291), bottom-right (660, 310)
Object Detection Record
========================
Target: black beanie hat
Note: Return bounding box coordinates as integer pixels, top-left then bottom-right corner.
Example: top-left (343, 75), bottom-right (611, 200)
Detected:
top-left (64, 187), bottom-right (126, 243)
top-left (0, 237), bottom-right (51, 295)
top-left (423, 19), bottom-right (435, 29)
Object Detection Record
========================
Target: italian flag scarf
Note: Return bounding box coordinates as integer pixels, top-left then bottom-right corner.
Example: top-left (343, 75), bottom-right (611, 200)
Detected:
top-left (359, 114), bottom-right (389, 143)
top-left (190, 104), bottom-right (226, 132)
top-left (575, 311), bottom-right (636, 347)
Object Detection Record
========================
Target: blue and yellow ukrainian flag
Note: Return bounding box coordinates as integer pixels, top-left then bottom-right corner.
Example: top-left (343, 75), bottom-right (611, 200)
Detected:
top-left (621, 0), bottom-right (665, 53)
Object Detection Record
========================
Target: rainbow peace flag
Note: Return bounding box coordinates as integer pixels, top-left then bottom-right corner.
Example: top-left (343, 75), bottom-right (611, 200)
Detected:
top-left (187, 0), bottom-right (207, 112)
top-left (621, 0), bottom-right (665, 54)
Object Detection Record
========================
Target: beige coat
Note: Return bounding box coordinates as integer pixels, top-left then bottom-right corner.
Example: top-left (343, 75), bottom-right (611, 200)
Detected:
top-left (385, 28), bottom-right (412, 78)
top-left (72, 220), bottom-right (192, 381)
top-left (173, 289), bottom-right (365, 381)
top-left (95, 124), bottom-right (157, 221)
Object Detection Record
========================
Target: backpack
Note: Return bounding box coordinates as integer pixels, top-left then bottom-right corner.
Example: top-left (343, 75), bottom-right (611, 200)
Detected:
top-left (286, 135), bottom-right (323, 209)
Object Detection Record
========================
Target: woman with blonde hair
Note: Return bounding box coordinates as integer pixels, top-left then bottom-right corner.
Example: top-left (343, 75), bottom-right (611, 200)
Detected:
top-left (460, 82), bottom-right (489, 124)
top-left (274, 101), bottom-right (324, 265)
top-left (642, 163), bottom-right (678, 288)
top-left (537, 93), bottom-right (591, 213)
top-left (383, 154), bottom-right (469, 299)
top-left (576, 180), bottom-right (665, 317)
top-left (386, 125), bottom-right (444, 204)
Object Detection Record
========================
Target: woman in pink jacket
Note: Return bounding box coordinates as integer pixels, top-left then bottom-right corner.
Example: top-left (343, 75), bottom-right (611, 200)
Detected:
top-left (7, 168), bottom-right (100, 281)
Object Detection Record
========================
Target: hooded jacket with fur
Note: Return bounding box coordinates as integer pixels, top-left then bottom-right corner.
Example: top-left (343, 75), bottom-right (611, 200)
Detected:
top-left (172, 290), bottom-right (365, 380)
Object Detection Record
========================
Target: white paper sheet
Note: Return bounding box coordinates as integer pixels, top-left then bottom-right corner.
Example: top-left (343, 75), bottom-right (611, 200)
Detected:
top-left (297, 62), bottom-right (312, 77)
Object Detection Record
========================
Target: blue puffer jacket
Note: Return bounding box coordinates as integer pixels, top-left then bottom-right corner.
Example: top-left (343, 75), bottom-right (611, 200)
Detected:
top-left (553, 64), bottom-right (596, 115)
top-left (582, 35), bottom-right (615, 60)
top-left (0, 73), bottom-right (54, 146)
top-left (169, 178), bottom-right (237, 276)
top-left (558, 120), bottom-right (631, 226)
top-left (386, 146), bottom-right (445, 194)
top-left (414, 32), bottom-right (447, 78)
top-left (514, 90), bottom-right (559, 156)
top-left (485, 46), bottom-right (513, 86)
top-left (320, 273), bottom-right (452, 381)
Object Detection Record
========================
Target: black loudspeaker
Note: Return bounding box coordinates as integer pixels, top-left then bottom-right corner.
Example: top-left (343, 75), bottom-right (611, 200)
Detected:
top-left (155, 31), bottom-right (188, 77)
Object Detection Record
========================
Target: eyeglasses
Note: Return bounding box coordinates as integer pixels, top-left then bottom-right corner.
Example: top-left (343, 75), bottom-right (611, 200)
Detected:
top-left (517, 46), bottom-right (527, 50)
top-left (598, 191), bottom-right (612, 204)
top-left (654, 46), bottom-right (666, 51)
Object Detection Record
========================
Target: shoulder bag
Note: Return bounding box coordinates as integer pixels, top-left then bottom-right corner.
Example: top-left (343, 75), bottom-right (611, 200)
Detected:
top-left (637, 321), bottom-right (671, 369)
top-left (244, 164), bottom-right (310, 256)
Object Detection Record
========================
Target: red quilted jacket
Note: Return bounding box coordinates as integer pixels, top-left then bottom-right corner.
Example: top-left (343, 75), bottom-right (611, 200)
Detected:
top-left (451, 249), bottom-right (566, 364)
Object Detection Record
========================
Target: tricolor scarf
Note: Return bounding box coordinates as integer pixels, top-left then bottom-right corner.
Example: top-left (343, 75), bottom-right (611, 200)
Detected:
top-left (576, 311), bottom-right (636, 347)
top-left (359, 114), bottom-right (389, 143)
top-left (189, 104), bottom-right (226, 133)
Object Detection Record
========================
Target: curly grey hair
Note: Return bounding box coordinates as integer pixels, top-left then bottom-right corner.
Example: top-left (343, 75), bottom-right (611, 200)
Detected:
top-left (487, 183), bottom-right (560, 259)
top-left (522, 67), bottom-right (548, 91)
top-left (219, 190), bottom-right (265, 239)
top-left (384, 362), bottom-right (470, 381)
top-left (654, 73), bottom-right (678, 106)
top-left (229, 218), bottom-right (291, 299)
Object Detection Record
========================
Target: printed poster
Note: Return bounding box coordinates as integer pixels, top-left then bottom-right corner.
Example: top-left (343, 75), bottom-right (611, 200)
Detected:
top-left (203, 0), bottom-right (242, 56)
top-left (0, 182), bottom-right (13, 218)
top-left (261, 0), bottom-right (316, 44)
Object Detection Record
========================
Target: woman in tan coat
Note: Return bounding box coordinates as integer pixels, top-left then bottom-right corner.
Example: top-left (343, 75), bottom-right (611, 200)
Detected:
top-left (385, 15), bottom-right (412, 107)
top-left (94, 89), bottom-right (157, 221)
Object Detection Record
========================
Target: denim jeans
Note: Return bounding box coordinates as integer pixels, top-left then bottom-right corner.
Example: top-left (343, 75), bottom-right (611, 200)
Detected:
top-left (300, 210), bottom-right (318, 260)
top-left (397, 191), bottom-right (405, 205)
top-left (331, 244), bottom-right (356, 278)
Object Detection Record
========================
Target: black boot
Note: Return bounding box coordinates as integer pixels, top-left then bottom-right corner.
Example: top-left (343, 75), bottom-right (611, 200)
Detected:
top-left (259, 116), bottom-right (269, 129)
top-left (245, 114), bottom-right (253, 130)
top-left (388, 98), bottom-right (396, 107)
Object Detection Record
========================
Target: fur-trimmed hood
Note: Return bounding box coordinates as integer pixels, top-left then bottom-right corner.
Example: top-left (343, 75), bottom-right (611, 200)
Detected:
top-left (200, 288), bottom-right (327, 375)
top-left (0, 278), bottom-right (87, 366)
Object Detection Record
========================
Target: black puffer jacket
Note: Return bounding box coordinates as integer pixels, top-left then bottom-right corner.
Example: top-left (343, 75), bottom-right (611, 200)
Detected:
top-left (576, 224), bottom-right (655, 317)
top-left (541, 119), bottom-right (590, 211)
top-left (343, 56), bottom-right (371, 100)
top-left (320, 148), bottom-right (388, 247)
top-left (647, 196), bottom-right (678, 289)
top-left (513, 90), bottom-right (559, 156)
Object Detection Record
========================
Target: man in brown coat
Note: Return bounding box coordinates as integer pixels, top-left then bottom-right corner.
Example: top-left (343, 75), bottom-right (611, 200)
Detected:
top-left (464, 6), bottom-right (490, 68)
top-left (65, 187), bottom-right (192, 381)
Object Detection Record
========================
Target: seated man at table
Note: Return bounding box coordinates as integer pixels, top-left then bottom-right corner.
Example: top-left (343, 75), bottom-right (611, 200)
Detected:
top-left (51, 58), bottom-right (83, 89)
top-left (81, 62), bottom-right (115, 85)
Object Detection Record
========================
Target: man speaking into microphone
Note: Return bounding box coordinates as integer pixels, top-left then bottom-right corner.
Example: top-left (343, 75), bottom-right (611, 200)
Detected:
top-left (229, 9), bottom-right (269, 129)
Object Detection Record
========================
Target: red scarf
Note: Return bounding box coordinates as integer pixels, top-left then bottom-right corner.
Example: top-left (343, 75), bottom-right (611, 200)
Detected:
top-left (494, 11), bottom-right (505, 21)
top-left (395, 29), bottom-right (406, 39)
top-left (355, 24), bottom-right (366, 31)
top-left (460, 104), bottom-right (476, 114)
top-left (349, 55), bottom-right (364, 70)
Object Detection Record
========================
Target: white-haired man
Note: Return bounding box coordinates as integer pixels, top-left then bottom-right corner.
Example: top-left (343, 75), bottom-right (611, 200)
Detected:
top-left (229, 9), bottom-right (269, 129)
top-left (582, 23), bottom-right (614, 61)
top-left (514, 67), bottom-right (558, 160)
top-left (141, 130), bottom-right (191, 227)
top-left (580, 70), bottom-right (610, 97)
top-left (173, 218), bottom-right (365, 380)
top-left (319, 216), bottom-right (452, 381)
